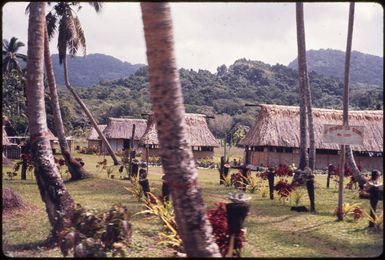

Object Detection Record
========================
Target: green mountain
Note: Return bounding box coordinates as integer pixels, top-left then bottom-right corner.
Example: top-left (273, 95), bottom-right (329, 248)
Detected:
top-left (288, 49), bottom-right (383, 87)
top-left (55, 58), bottom-right (382, 137)
top-left (51, 53), bottom-right (144, 87)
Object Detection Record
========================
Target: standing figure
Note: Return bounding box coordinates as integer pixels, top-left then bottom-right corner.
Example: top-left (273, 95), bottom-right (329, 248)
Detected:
top-left (267, 167), bottom-right (275, 200)
top-left (303, 167), bottom-right (316, 212)
top-left (326, 164), bottom-right (334, 189)
top-left (226, 192), bottom-right (250, 257)
top-left (161, 174), bottom-right (171, 203)
top-left (365, 170), bottom-right (383, 227)
top-left (139, 168), bottom-right (150, 198)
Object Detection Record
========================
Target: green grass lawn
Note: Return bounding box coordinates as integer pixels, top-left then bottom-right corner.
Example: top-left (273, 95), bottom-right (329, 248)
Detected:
top-left (2, 149), bottom-right (383, 257)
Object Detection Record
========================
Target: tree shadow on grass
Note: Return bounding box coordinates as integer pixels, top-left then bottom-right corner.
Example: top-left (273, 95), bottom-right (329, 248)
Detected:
top-left (3, 235), bottom-right (56, 252)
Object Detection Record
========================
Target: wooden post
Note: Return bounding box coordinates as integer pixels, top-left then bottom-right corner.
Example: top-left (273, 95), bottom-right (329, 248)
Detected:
top-left (337, 144), bottom-right (346, 220)
top-left (128, 124), bottom-right (136, 177)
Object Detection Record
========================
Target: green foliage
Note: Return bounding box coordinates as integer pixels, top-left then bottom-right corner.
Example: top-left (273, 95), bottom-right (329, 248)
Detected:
top-left (364, 206), bottom-right (383, 231)
top-left (125, 176), bottom-right (144, 202)
top-left (135, 193), bottom-right (182, 249)
top-left (58, 203), bottom-right (132, 257)
top-left (290, 188), bottom-right (305, 206)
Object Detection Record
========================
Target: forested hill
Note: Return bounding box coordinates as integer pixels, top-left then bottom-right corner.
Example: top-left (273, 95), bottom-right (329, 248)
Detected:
top-left (288, 49), bottom-right (383, 87)
top-left (52, 53), bottom-right (144, 87)
top-left (57, 58), bottom-right (383, 134)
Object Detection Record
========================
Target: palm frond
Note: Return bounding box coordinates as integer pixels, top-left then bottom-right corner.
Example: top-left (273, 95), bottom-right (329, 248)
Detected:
top-left (46, 12), bottom-right (58, 40)
top-left (25, 3), bottom-right (31, 15)
top-left (3, 39), bottom-right (9, 51)
top-left (88, 2), bottom-right (103, 13)
top-left (15, 53), bottom-right (27, 62)
top-left (73, 16), bottom-right (86, 56)
top-left (57, 18), bottom-right (68, 64)
top-left (14, 42), bottom-right (25, 51)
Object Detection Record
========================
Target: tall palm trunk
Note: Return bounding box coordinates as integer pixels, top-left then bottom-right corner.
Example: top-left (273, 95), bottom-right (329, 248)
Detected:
top-left (26, 2), bottom-right (74, 238)
top-left (141, 3), bottom-right (220, 257)
top-left (44, 26), bottom-right (88, 180)
top-left (337, 2), bottom-right (356, 221)
top-left (296, 3), bottom-right (308, 170)
top-left (342, 3), bottom-right (366, 189)
top-left (62, 56), bottom-right (119, 165)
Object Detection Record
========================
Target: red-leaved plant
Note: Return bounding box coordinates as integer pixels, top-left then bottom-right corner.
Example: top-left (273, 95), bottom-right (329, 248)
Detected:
top-left (207, 202), bottom-right (245, 257)
top-left (274, 179), bottom-right (294, 200)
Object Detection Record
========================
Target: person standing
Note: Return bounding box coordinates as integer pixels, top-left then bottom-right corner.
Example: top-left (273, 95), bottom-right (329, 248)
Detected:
top-left (365, 170), bottom-right (383, 227)
top-left (267, 167), bottom-right (275, 200)
top-left (139, 168), bottom-right (150, 198)
top-left (161, 174), bottom-right (170, 203)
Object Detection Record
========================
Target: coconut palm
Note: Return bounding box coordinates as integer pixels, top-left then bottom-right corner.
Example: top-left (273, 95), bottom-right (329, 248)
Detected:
top-left (337, 2), bottom-right (356, 221)
top-left (295, 3), bottom-right (308, 171)
top-left (2, 37), bottom-right (27, 73)
top-left (26, 2), bottom-right (74, 239)
top-left (28, 2), bottom-right (119, 165)
top-left (140, 3), bottom-right (221, 257)
top-left (296, 2), bottom-right (316, 212)
top-left (44, 23), bottom-right (89, 180)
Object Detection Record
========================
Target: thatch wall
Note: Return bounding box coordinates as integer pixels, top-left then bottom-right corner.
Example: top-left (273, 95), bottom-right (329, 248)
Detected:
top-left (103, 118), bottom-right (147, 140)
top-left (239, 104), bottom-right (383, 152)
top-left (140, 113), bottom-right (219, 147)
top-left (88, 125), bottom-right (107, 140)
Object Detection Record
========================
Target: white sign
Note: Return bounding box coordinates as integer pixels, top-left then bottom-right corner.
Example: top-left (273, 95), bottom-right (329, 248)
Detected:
top-left (323, 124), bottom-right (364, 145)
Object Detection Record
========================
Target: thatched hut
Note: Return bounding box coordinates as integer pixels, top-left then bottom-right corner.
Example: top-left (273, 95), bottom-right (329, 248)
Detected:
top-left (238, 104), bottom-right (383, 171)
top-left (87, 124), bottom-right (107, 152)
top-left (102, 118), bottom-right (147, 153)
top-left (2, 126), bottom-right (21, 160)
top-left (140, 113), bottom-right (219, 161)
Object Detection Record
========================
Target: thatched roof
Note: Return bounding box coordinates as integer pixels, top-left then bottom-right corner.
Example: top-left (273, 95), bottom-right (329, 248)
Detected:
top-left (103, 118), bottom-right (147, 140)
top-left (239, 104), bottom-right (383, 152)
top-left (88, 125), bottom-right (107, 140)
top-left (140, 113), bottom-right (219, 147)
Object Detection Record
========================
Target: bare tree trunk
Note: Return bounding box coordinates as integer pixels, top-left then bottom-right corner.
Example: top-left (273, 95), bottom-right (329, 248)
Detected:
top-left (141, 3), bottom-right (221, 257)
top-left (44, 25), bottom-right (88, 181)
top-left (337, 145), bottom-right (346, 220)
top-left (26, 2), bottom-right (74, 238)
top-left (342, 3), bottom-right (366, 189)
top-left (296, 2), bottom-right (308, 170)
top-left (62, 56), bottom-right (119, 165)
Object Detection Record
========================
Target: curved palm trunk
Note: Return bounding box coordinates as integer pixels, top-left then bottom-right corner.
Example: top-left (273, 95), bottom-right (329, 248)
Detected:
top-left (141, 3), bottom-right (220, 257)
top-left (346, 145), bottom-right (366, 188)
top-left (44, 26), bottom-right (89, 180)
top-left (26, 2), bottom-right (74, 238)
top-left (62, 56), bottom-right (119, 165)
top-left (296, 3), bottom-right (308, 170)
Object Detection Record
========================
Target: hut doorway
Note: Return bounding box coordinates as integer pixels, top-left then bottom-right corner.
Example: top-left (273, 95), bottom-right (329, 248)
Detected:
top-left (123, 139), bottom-right (131, 150)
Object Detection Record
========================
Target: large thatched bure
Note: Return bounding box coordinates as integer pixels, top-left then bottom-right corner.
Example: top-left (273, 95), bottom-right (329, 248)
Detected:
top-left (87, 124), bottom-right (107, 153)
top-left (238, 104), bottom-right (383, 171)
top-left (102, 118), bottom-right (147, 153)
top-left (140, 113), bottom-right (219, 161)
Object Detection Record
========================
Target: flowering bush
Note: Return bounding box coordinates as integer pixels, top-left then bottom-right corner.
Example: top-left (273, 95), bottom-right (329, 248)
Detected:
top-left (274, 179), bottom-right (294, 202)
top-left (275, 164), bottom-right (294, 177)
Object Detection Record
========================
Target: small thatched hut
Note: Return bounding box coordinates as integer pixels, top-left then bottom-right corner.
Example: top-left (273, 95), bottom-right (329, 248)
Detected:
top-left (2, 126), bottom-right (21, 160)
top-left (87, 124), bottom-right (107, 152)
top-left (238, 104), bottom-right (383, 171)
top-left (102, 118), bottom-right (147, 153)
top-left (140, 113), bottom-right (220, 161)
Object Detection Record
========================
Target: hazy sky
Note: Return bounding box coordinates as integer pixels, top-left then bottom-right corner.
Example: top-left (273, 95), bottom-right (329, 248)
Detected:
top-left (2, 2), bottom-right (383, 72)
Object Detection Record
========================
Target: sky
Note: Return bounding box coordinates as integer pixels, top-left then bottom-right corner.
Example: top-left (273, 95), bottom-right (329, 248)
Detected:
top-left (2, 2), bottom-right (383, 73)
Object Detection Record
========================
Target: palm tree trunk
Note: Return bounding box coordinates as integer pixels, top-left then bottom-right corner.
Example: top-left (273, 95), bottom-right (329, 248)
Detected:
top-left (296, 3), bottom-right (308, 170)
top-left (62, 56), bottom-right (119, 165)
top-left (26, 2), bottom-right (74, 238)
top-left (44, 25), bottom-right (89, 181)
top-left (342, 3), bottom-right (366, 189)
top-left (141, 3), bottom-right (220, 257)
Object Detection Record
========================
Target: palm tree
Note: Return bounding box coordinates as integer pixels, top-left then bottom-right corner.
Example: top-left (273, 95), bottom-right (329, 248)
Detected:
top-left (337, 2), bottom-right (355, 221)
top-left (296, 2), bottom-right (316, 212)
top-left (26, 2), bottom-right (74, 239)
top-left (40, 2), bottom-right (119, 165)
top-left (140, 3), bottom-right (221, 257)
top-left (295, 3), bottom-right (308, 171)
top-left (2, 37), bottom-right (27, 73)
top-left (44, 23), bottom-right (89, 180)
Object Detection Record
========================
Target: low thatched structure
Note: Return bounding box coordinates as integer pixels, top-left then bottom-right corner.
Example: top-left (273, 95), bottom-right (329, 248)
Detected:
top-left (239, 104), bottom-right (383, 171)
top-left (102, 118), bottom-right (147, 153)
top-left (2, 126), bottom-right (21, 160)
top-left (87, 124), bottom-right (107, 152)
top-left (140, 113), bottom-right (219, 160)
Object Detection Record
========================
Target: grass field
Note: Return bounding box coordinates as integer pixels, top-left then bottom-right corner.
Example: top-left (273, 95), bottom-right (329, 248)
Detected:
top-left (2, 146), bottom-right (383, 257)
